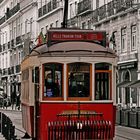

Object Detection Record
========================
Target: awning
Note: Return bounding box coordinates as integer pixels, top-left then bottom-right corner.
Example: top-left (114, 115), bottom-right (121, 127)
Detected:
top-left (117, 81), bottom-right (132, 88)
top-left (129, 80), bottom-right (140, 88)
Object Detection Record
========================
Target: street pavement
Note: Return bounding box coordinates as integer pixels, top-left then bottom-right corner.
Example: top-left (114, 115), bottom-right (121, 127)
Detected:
top-left (0, 134), bottom-right (4, 140)
top-left (0, 106), bottom-right (29, 140)
top-left (115, 125), bottom-right (140, 140)
top-left (0, 106), bottom-right (140, 140)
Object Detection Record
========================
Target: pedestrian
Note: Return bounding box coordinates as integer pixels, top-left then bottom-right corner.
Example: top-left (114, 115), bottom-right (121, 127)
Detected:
top-left (11, 92), bottom-right (15, 110)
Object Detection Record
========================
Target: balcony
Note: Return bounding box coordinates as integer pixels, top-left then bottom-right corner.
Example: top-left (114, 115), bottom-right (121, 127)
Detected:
top-left (98, 5), bottom-right (107, 20)
top-left (0, 15), bottom-right (5, 25)
top-left (114, 0), bottom-right (134, 14)
top-left (6, 3), bottom-right (20, 19)
top-left (107, 1), bottom-right (114, 17)
top-left (16, 65), bottom-right (21, 73)
top-left (16, 36), bottom-right (22, 45)
top-left (38, 0), bottom-right (61, 18)
top-left (77, 0), bottom-right (92, 15)
top-left (94, 0), bottom-right (135, 23)
top-left (92, 9), bottom-right (98, 23)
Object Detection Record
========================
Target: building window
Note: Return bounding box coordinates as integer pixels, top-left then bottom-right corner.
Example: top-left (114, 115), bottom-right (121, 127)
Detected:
top-left (96, 0), bottom-right (99, 8)
top-left (87, 20), bottom-right (91, 29)
top-left (46, 25), bottom-right (48, 33)
top-left (14, 53), bottom-right (16, 65)
top-left (70, 3), bottom-right (72, 18)
top-left (30, 18), bottom-right (33, 33)
top-left (10, 55), bottom-right (12, 67)
top-left (10, 30), bottom-right (12, 40)
top-left (50, 23), bottom-right (53, 28)
top-left (75, 1), bottom-right (77, 15)
top-left (110, 31), bottom-right (117, 50)
top-left (82, 22), bottom-right (86, 29)
top-left (21, 50), bottom-right (24, 61)
top-left (2, 54), bottom-right (4, 68)
top-left (11, 2), bottom-right (13, 8)
top-left (25, 20), bottom-right (28, 34)
top-left (14, 27), bottom-right (16, 39)
top-left (56, 20), bottom-right (58, 27)
top-left (5, 53), bottom-right (8, 68)
top-left (5, 31), bottom-right (7, 44)
top-left (131, 25), bottom-right (136, 50)
top-left (121, 28), bottom-right (127, 52)
top-left (18, 51), bottom-right (21, 64)
top-left (1, 33), bottom-right (4, 44)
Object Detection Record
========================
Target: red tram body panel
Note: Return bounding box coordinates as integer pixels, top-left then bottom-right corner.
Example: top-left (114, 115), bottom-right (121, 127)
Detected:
top-left (21, 28), bottom-right (117, 140)
top-left (38, 103), bottom-right (116, 140)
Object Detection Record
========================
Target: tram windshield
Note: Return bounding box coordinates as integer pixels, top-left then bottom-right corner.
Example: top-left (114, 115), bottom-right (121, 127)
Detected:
top-left (44, 63), bottom-right (63, 97)
top-left (68, 62), bottom-right (90, 97)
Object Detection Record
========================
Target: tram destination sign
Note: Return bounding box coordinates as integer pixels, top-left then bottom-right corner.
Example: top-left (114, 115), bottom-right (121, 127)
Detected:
top-left (47, 29), bottom-right (106, 47)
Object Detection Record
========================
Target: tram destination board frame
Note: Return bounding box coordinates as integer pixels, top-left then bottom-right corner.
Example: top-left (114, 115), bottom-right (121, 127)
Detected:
top-left (47, 29), bottom-right (106, 47)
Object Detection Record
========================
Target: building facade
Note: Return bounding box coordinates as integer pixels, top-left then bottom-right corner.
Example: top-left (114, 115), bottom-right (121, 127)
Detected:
top-left (67, 0), bottom-right (140, 108)
top-left (0, 0), bottom-right (140, 108)
top-left (0, 0), bottom-right (38, 104)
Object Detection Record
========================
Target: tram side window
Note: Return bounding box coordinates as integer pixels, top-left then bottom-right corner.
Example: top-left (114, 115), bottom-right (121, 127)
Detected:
top-left (68, 62), bottom-right (90, 97)
top-left (21, 69), bottom-right (29, 101)
top-left (32, 67), bottom-right (39, 83)
top-left (43, 63), bottom-right (63, 97)
top-left (95, 63), bottom-right (111, 100)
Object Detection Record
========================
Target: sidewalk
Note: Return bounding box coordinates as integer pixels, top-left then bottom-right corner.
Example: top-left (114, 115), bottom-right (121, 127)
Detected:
top-left (115, 125), bottom-right (140, 140)
top-left (0, 106), bottom-right (25, 140)
top-left (0, 133), bottom-right (5, 140)
top-left (115, 124), bottom-right (140, 133)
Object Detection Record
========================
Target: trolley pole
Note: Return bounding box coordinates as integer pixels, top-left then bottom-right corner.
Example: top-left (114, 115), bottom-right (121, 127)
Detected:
top-left (62, 0), bottom-right (69, 28)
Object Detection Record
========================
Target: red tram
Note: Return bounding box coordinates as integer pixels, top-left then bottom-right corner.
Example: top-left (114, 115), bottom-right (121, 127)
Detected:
top-left (21, 28), bottom-right (117, 140)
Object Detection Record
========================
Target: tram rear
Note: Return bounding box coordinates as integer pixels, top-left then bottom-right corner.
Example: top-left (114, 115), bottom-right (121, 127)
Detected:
top-left (21, 28), bottom-right (117, 140)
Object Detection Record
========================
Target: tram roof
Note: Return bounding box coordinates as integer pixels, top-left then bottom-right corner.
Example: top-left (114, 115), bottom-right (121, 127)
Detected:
top-left (30, 41), bottom-right (116, 57)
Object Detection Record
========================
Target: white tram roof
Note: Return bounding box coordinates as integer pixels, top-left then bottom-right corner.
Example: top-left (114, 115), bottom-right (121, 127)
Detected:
top-left (30, 41), bottom-right (116, 58)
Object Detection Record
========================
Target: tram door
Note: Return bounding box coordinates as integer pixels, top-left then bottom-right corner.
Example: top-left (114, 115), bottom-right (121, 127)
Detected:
top-left (95, 70), bottom-right (111, 100)
top-left (32, 67), bottom-right (40, 139)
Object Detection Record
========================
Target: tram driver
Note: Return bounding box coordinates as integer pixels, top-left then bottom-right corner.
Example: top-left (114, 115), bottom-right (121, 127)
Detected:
top-left (44, 74), bottom-right (59, 97)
